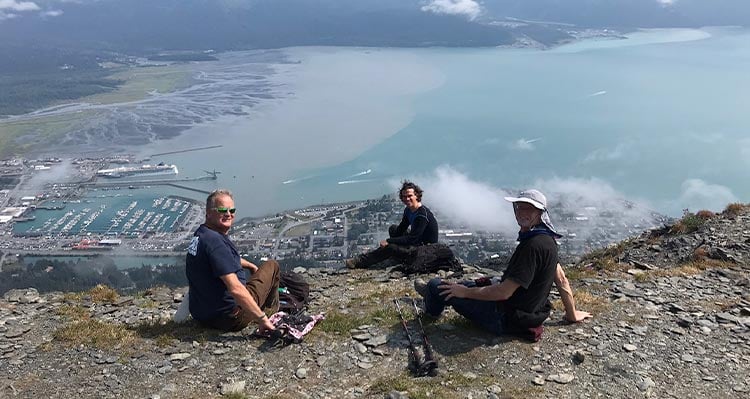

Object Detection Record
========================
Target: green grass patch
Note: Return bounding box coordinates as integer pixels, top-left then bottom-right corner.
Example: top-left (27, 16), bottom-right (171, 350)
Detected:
top-left (53, 319), bottom-right (136, 349)
top-left (670, 209), bottom-right (713, 234)
top-left (369, 306), bottom-right (400, 325)
top-left (81, 65), bottom-right (193, 105)
top-left (88, 284), bottom-right (119, 303)
top-left (62, 284), bottom-right (119, 304)
top-left (633, 259), bottom-right (736, 281)
top-left (55, 304), bottom-right (90, 321)
top-left (368, 371), bottom-right (503, 399)
top-left (136, 298), bottom-right (159, 309)
top-left (317, 311), bottom-right (368, 335)
top-left (368, 374), bottom-right (443, 399)
top-left (563, 265), bottom-right (599, 280)
top-left (579, 240), bottom-right (630, 272)
top-left (723, 202), bottom-right (750, 216)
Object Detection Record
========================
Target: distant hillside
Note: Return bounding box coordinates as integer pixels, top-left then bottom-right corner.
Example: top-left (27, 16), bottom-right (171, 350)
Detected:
top-left (1, 0), bottom-right (747, 117)
top-left (483, 0), bottom-right (750, 28)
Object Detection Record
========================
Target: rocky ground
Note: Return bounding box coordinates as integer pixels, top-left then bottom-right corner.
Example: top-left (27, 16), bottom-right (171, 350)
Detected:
top-left (1, 208), bottom-right (749, 399)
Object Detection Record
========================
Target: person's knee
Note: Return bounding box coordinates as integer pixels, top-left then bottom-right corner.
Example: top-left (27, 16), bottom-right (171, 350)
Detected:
top-left (427, 278), bottom-right (443, 295)
top-left (263, 259), bottom-right (280, 272)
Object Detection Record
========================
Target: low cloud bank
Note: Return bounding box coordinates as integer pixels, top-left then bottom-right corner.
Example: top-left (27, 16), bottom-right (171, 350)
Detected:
top-left (0, 0), bottom-right (39, 20)
top-left (421, 0), bottom-right (482, 21)
top-left (677, 178), bottom-right (738, 213)
top-left (394, 166), bottom-right (662, 240)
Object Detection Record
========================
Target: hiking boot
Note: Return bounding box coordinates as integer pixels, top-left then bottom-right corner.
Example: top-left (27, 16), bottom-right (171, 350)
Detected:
top-left (345, 256), bottom-right (361, 269)
top-left (413, 278), bottom-right (429, 298)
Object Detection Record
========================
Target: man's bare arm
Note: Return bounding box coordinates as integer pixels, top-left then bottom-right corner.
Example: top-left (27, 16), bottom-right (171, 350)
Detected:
top-left (219, 273), bottom-right (274, 332)
top-left (555, 263), bottom-right (592, 323)
top-left (439, 279), bottom-right (520, 301)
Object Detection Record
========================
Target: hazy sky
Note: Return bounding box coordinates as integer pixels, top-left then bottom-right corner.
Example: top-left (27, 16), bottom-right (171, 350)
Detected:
top-left (3, 0), bottom-right (748, 25)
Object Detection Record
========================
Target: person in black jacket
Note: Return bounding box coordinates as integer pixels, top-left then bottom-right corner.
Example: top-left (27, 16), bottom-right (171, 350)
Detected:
top-left (346, 181), bottom-right (438, 269)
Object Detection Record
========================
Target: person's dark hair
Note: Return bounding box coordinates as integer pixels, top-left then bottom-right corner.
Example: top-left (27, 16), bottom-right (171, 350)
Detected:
top-left (206, 189), bottom-right (233, 210)
top-left (399, 180), bottom-right (423, 201)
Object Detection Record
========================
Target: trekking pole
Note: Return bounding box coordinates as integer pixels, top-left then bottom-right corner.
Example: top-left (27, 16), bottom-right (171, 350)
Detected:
top-left (393, 298), bottom-right (424, 374)
top-left (411, 298), bottom-right (438, 376)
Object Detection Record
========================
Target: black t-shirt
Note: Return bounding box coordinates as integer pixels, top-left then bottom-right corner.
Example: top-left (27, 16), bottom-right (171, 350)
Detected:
top-left (387, 205), bottom-right (439, 246)
top-left (501, 233), bottom-right (558, 319)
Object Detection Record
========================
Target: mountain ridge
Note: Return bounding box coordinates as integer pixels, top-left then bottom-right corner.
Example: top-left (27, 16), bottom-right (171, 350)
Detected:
top-left (1, 204), bottom-right (749, 398)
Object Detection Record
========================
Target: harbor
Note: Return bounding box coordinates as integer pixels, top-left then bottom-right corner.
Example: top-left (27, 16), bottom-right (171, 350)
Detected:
top-left (13, 194), bottom-right (195, 238)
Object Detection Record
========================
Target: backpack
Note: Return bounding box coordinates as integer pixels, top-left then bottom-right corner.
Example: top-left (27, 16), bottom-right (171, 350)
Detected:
top-left (401, 243), bottom-right (462, 275)
top-left (278, 272), bottom-right (310, 312)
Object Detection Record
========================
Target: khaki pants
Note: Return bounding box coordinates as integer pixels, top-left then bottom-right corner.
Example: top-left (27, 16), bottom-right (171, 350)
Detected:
top-left (202, 260), bottom-right (281, 332)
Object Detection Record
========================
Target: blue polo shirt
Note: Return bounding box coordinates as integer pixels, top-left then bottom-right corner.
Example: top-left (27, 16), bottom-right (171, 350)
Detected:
top-left (185, 224), bottom-right (246, 321)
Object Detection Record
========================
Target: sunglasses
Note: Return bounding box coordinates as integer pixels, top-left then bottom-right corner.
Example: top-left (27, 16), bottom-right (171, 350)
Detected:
top-left (215, 207), bottom-right (236, 214)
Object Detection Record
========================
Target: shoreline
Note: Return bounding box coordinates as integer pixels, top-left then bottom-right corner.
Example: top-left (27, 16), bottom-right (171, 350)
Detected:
top-left (131, 47), bottom-right (445, 217)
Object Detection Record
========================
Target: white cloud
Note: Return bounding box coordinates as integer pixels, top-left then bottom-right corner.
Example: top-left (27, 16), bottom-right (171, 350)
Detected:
top-left (533, 176), bottom-right (663, 239)
top-left (40, 9), bottom-right (62, 17)
top-left (0, 0), bottom-right (40, 11)
top-left (412, 166), bottom-right (518, 233)
top-left (405, 167), bottom-right (658, 241)
top-left (534, 177), bottom-right (624, 205)
top-left (677, 178), bottom-right (738, 212)
top-left (421, 0), bottom-right (482, 21)
top-left (656, 0), bottom-right (677, 5)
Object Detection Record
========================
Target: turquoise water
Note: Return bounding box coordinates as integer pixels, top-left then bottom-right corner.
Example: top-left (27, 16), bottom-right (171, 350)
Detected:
top-left (134, 27), bottom-right (750, 217)
top-left (282, 27), bottom-right (750, 215)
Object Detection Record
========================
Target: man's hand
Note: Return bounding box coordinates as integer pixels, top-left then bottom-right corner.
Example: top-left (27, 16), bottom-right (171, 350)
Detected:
top-left (240, 258), bottom-right (258, 273)
top-left (438, 282), bottom-right (469, 300)
top-left (565, 310), bottom-right (592, 323)
top-left (256, 315), bottom-right (276, 334)
top-left (379, 240), bottom-right (389, 248)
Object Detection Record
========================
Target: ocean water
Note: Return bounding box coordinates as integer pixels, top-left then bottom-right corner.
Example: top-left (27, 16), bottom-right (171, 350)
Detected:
top-left (137, 27), bottom-right (750, 218)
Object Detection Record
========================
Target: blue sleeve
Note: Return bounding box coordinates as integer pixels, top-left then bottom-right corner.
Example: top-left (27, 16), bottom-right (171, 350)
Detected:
top-left (391, 209), bottom-right (410, 237)
top-left (203, 234), bottom-right (240, 278)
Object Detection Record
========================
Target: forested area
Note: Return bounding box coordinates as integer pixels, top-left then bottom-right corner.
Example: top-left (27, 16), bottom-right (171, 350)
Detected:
top-left (0, 254), bottom-right (324, 296)
top-left (0, 71), bottom-right (122, 116)
top-left (0, 257), bottom-right (186, 296)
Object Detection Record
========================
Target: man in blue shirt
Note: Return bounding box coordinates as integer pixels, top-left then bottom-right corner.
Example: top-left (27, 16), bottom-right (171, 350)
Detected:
top-left (346, 180), bottom-right (439, 269)
top-left (186, 189), bottom-right (278, 333)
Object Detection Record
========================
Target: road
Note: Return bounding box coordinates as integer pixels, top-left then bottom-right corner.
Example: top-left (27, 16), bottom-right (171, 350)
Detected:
top-left (272, 204), bottom-right (365, 258)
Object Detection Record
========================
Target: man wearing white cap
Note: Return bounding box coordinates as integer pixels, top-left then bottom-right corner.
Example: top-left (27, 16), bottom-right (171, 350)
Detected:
top-left (415, 189), bottom-right (588, 340)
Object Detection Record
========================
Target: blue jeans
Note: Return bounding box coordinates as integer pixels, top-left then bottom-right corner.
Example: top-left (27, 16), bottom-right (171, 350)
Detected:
top-left (423, 278), bottom-right (506, 336)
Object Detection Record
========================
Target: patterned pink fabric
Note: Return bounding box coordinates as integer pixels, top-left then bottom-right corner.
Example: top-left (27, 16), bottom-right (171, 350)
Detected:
top-left (268, 311), bottom-right (325, 340)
